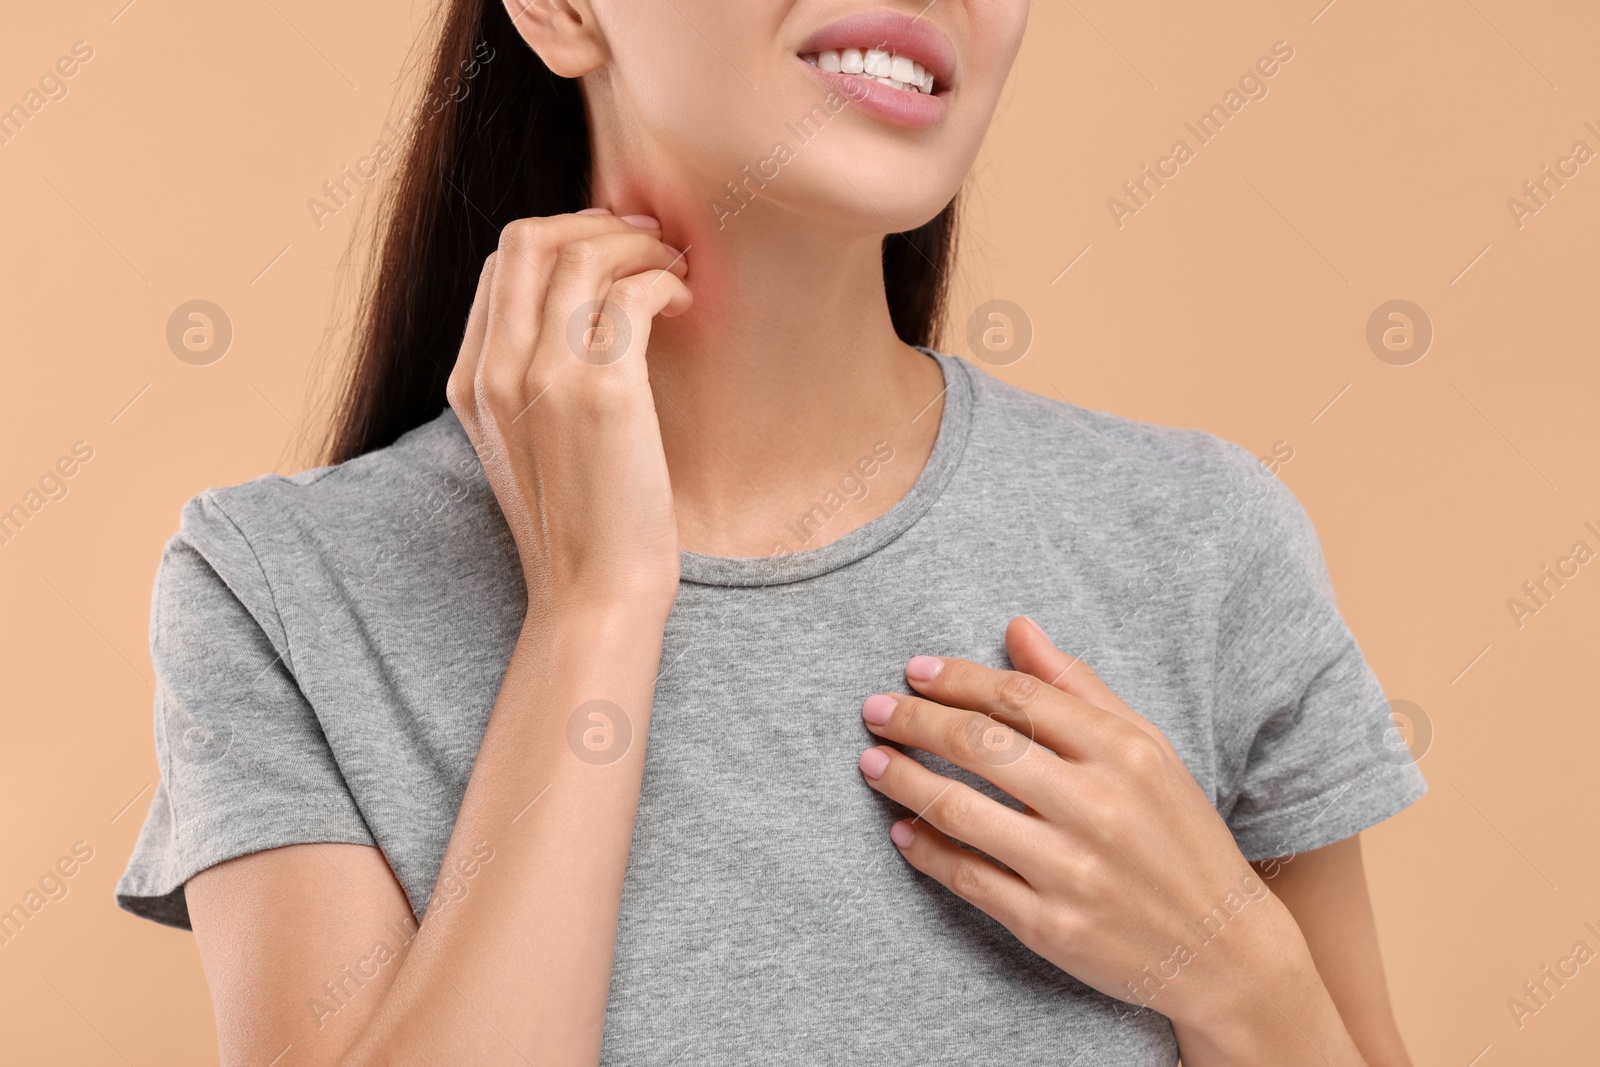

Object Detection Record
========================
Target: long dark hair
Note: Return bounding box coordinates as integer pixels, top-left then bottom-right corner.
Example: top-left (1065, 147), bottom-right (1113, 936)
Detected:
top-left (326, 0), bottom-right (960, 464)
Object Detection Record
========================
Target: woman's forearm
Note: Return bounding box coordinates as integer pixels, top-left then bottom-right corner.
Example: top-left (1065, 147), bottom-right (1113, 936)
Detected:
top-left (340, 596), bottom-right (670, 1066)
top-left (317, 205), bottom-right (689, 1066)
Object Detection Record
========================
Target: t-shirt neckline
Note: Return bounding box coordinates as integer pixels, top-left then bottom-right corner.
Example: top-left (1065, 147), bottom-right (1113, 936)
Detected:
top-left (679, 348), bottom-right (974, 588)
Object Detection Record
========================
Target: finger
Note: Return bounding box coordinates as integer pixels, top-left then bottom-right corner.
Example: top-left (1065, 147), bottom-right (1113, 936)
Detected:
top-left (535, 232), bottom-right (690, 372)
top-left (571, 269), bottom-right (692, 396)
top-left (477, 214), bottom-right (670, 386)
top-left (475, 219), bottom-right (681, 431)
top-left (1004, 616), bottom-right (1181, 761)
top-left (899, 654), bottom-right (1118, 763)
top-left (446, 252), bottom-right (497, 446)
top-left (536, 263), bottom-right (692, 403)
top-left (861, 687), bottom-right (1073, 814)
top-left (857, 742), bottom-right (1049, 878)
top-left (884, 817), bottom-right (1037, 938)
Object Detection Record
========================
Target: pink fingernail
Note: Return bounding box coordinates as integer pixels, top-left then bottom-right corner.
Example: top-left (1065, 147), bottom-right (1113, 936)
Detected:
top-left (577, 207), bottom-right (611, 215)
top-left (890, 821), bottom-right (916, 849)
top-left (906, 656), bottom-right (943, 682)
top-left (621, 214), bottom-right (660, 229)
top-left (859, 748), bottom-right (890, 779)
top-left (861, 694), bottom-right (895, 725)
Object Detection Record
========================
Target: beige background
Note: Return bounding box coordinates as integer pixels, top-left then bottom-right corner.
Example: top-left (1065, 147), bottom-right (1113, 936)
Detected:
top-left (3, 1), bottom-right (1597, 1063)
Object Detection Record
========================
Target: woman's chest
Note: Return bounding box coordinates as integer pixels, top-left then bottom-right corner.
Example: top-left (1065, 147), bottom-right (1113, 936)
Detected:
top-left (307, 564), bottom-right (1217, 1065)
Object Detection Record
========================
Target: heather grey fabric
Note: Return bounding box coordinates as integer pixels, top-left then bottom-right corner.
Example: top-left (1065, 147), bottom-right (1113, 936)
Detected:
top-left (117, 349), bottom-right (1425, 1064)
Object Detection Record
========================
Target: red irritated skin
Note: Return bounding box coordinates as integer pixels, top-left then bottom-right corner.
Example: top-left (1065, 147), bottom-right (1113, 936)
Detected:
top-left (556, 1), bottom-right (1031, 416)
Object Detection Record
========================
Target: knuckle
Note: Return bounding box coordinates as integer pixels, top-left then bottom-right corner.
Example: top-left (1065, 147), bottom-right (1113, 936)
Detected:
top-left (948, 856), bottom-right (988, 902)
top-left (477, 361), bottom-right (522, 405)
top-left (608, 277), bottom-right (651, 310)
top-left (498, 218), bottom-right (544, 254)
top-left (943, 710), bottom-right (981, 761)
top-left (556, 238), bottom-right (603, 272)
top-left (934, 786), bottom-right (979, 836)
top-left (444, 376), bottom-right (468, 412)
top-left (995, 671), bottom-right (1042, 716)
top-left (1114, 728), bottom-right (1164, 772)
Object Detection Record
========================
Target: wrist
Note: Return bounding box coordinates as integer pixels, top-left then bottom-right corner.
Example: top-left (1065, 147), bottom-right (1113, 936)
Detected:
top-left (526, 568), bottom-right (680, 626)
top-left (527, 590), bottom-right (673, 642)
top-left (1166, 899), bottom-right (1364, 1066)
top-left (1169, 894), bottom-right (1307, 1017)
top-left (509, 596), bottom-right (673, 733)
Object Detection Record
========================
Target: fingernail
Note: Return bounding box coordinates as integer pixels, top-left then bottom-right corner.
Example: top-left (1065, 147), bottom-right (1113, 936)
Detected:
top-left (663, 245), bottom-right (684, 258)
top-left (890, 821), bottom-right (916, 849)
top-left (577, 207), bottom-right (611, 215)
top-left (621, 214), bottom-right (660, 229)
top-left (906, 656), bottom-right (943, 682)
top-left (861, 694), bottom-right (895, 725)
top-left (859, 748), bottom-right (890, 779)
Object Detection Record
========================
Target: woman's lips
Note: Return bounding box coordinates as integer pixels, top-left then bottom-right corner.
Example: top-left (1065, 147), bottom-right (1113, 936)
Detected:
top-left (797, 9), bottom-right (957, 90)
top-left (799, 62), bottom-right (948, 128)
top-left (795, 11), bottom-right (956, 129)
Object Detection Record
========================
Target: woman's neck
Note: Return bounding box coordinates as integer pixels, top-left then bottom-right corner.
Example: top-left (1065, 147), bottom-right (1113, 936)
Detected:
top-left (587, 156), bottom-right (946, 559)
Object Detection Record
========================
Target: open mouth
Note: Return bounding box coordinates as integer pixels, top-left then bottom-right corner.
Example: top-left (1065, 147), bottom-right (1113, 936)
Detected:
top-left (800, 48), bottom-right (937, 95)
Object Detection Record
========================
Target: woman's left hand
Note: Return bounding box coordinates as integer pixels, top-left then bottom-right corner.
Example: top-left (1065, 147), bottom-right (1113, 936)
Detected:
top-left (857, 616), bottom-right (1365, 1065)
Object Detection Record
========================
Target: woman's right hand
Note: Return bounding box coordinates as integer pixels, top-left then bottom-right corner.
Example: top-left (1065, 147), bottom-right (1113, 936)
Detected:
top-left (194, 214), bottom-right (693, 1067)
top-left (446, 211), bottom-right (692, 616)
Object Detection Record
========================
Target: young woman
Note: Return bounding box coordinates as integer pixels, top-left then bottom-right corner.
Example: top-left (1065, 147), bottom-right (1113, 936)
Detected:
top-left (116, 2), bottom-right (1426, 1064)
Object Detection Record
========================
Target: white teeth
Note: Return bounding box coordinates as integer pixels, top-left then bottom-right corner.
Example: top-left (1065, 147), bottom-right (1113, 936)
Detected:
top-left (798, 48), bottom-right (937, 93)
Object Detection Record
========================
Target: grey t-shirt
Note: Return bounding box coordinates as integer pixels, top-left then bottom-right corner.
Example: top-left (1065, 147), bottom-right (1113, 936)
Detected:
top-left (117, 350), bottom-right (1425, 1064)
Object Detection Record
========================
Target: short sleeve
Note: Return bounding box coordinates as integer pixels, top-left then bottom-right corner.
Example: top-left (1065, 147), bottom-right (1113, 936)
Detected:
top-left (1212, 443), bottom-right (1426, 862)
top-left (115, 492), bottom-right (376, 930)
